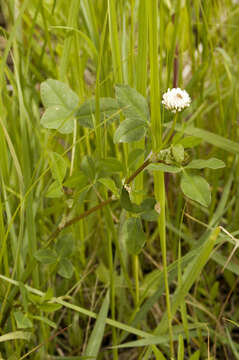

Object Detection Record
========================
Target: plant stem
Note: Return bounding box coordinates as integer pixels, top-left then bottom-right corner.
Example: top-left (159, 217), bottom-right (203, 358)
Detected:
top-left (47, 198), bottom-right (114, 243)
top-left (124, 159), bottom-right (151, 185)
top-left (148, 1), bottom-right (174, 358)
top-left (163, 113), bottom-right (178, 146)
top-left (47, 158), bottom-right (151, 243)
top-left (133, 255), bottom-right (139, 307)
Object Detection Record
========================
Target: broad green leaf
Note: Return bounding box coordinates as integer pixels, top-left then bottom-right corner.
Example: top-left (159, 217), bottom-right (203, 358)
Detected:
top-left (186, 158), bottom-right (225, 169)
top-left (40, 79), bottom-right (79, 134)
top-left (180, 172), bottom-right (211, 207)
top-left (146, 163), bottom-right (181, 173)
top-left (123, 217), bottom-right (146, 255)
top-left (0, 331), bottom-right (31, 343)
top-left (177, 136), bottom-right (202, 148)
top-left (38, 302), bottom-right (62, 313)
top-left (57, 258), bottom-right (74, 279)
top-left (97, 158), bottom-right (123, 173)
top-left (42, 288), bottom-right (54, 302)
top-left (40, 106), bottom-right (75, 134)
top-left (120, 187), bottom-right (141, 213)
top-left (64, 171), bottom-right (88, 190)
top-left (45, 181), bottom-right (63, 198)
top-left (120, 187), bottom-right (134, 211)
top-left (141, 209), bottom-right (159, 222)
top-left (128, 148), bottom-right (144, 169)
top-left (28, 293), bottom-right (43, 305)
top-left (140, 198), bottom-right (159, 222)
top-left (172, 144), bottom-right (184, 163)
top-left (55, 235), bottom-right (74, 257)
top-left (40, 79), bottom-right (79, 109)
top-left (98, 178), bottom-right (119, 196)
top-left (14, 311), bottom-right (33, 329)
top-left (114, 119), bottom-right (147, 143)
top-left (50, 152), bottom-right (67, 183)
top-left (115, 84), bottom-right (149, 123)
top-left (76, 97), bottom-right (120, 128)
top-left (34, 249), bottom-right (58, 264)
top-left (84, 291), bottom-right (109, 358)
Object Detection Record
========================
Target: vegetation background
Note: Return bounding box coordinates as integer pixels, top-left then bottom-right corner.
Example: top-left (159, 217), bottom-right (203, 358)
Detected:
top-left (0, 0), bottom-right (239, 359)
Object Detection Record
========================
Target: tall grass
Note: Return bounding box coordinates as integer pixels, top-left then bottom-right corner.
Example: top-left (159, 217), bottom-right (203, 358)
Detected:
top-left (0, 0), bottom-right (239, 359)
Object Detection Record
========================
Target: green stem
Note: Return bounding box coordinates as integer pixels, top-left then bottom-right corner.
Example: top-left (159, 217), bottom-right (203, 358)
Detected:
top-left (133, 255), bottom-right (139, 308)
top-left (148, 1), bottom-right (174, 358)
top-left (163, 113), bottom-right (178, 146)
top-left (103, 198), bottom-right (118, 360)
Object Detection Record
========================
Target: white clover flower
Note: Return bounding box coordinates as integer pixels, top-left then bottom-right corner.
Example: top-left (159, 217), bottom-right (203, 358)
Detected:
top-left (162, 88), bottom-right (191, 113)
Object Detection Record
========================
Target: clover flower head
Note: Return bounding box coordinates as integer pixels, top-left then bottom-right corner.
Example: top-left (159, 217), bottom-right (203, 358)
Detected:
top-left (162, 88), bottom-right (191, 113)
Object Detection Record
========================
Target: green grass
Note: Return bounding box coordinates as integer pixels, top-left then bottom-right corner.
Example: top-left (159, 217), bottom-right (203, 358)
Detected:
top-left (0, 0), bottom-right (239, 359)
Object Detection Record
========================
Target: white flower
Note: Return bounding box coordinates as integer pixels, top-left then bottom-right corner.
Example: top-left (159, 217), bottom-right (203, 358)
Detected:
top-left (162, 88), bottom-right (191, 113)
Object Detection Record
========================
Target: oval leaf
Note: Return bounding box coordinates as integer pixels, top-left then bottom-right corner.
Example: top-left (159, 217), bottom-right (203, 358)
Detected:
top-left (114, 119), bottom-right (147, 144)
top-left (55, 235), bottom-right (74, 257)
top-left (14, 312), bottom-right (33, 329)
top-left (120, 187), bottom-right (141, 213)
top-left (186, 158), bottom-right (225, 170)
top-left (40, 79), bottom-right (79, 109)
top-left (57, 258), bottom-right (74, 279)
top-left (180, 173), bottom-right (211, 207)
top-left (140, 198), bottom-right (159, 222)
top-left (40, 79), bottom-right (79, 133)
top-left (40, 106), bottom-right (75, 134)
top-left (98, 178), bottom-right (119, 196)
top-left (50, 152), bottom-right (67, 183)
top-left (45, 181), bottom-right (63, 198)
top-left (123, 217), bottom-right (146, 255)
top-left (34, 249), bottom-right (58, 264)
top-left (115, 84), bottom-right (149, 123)
top-left (146, 163), bottom-right (181, 173)
top-left (38, 303), bottom-right (62, 313)
top-left (63, 171), bottom-right (88, 190)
